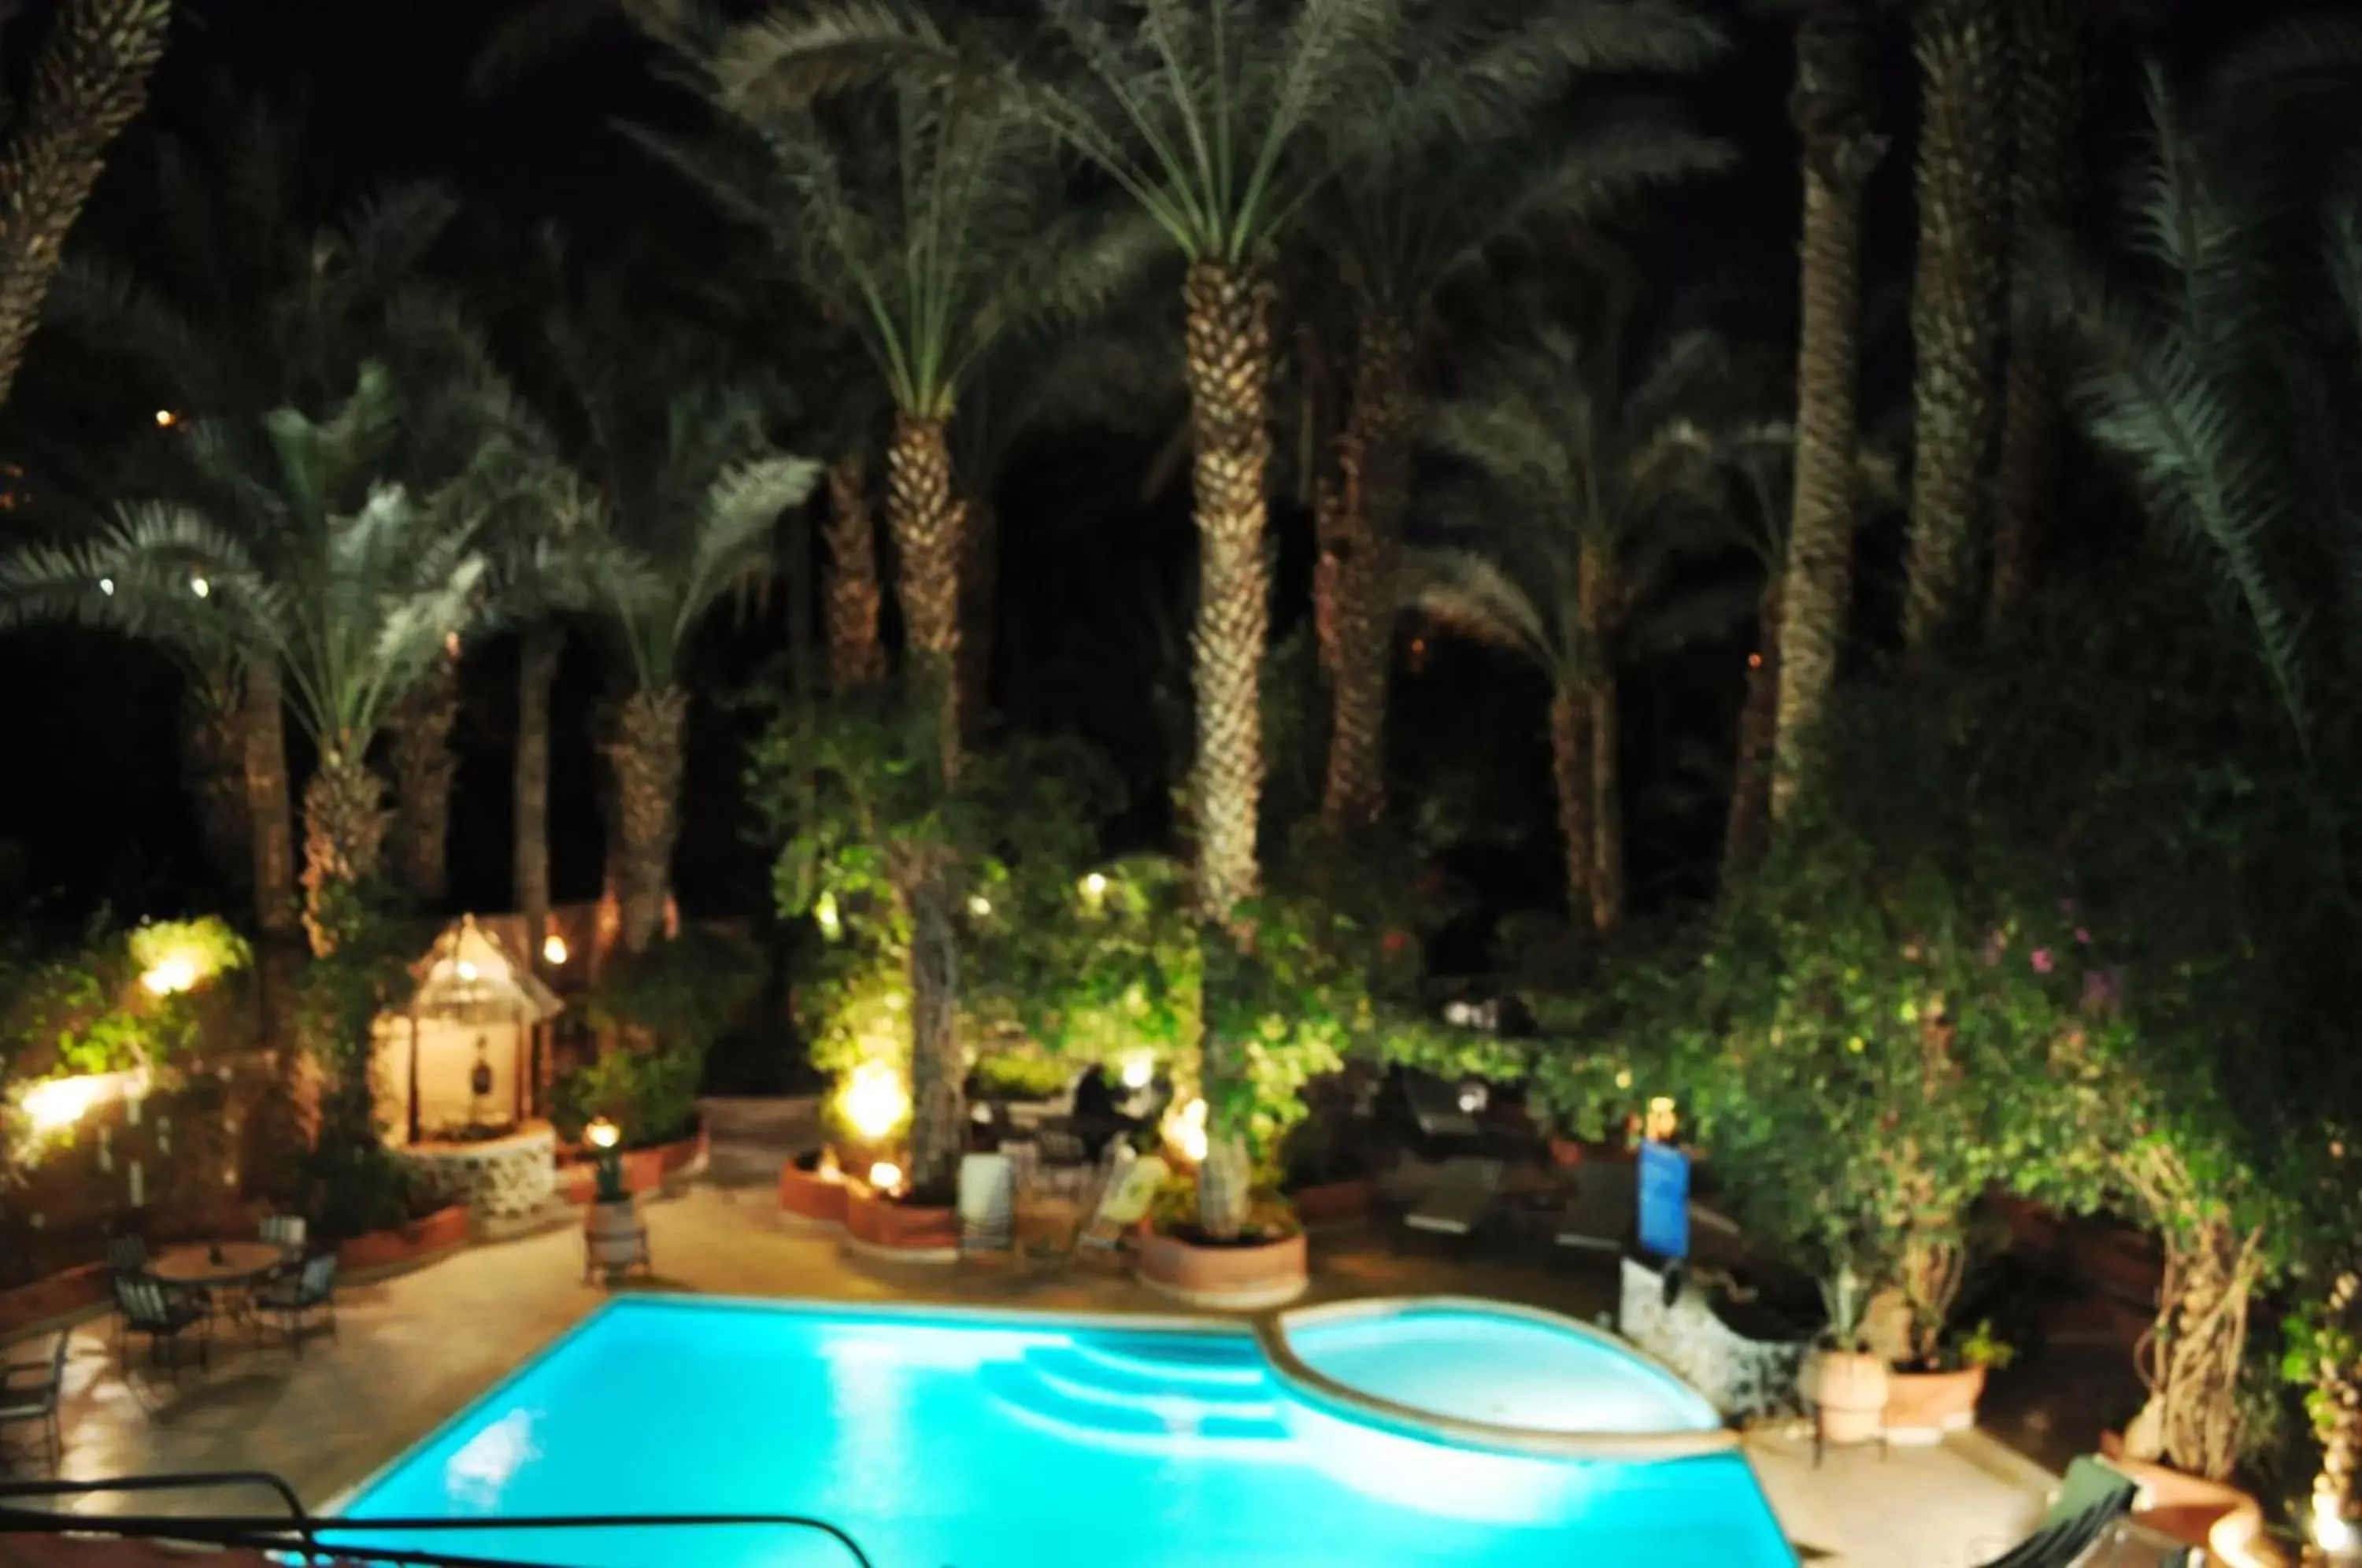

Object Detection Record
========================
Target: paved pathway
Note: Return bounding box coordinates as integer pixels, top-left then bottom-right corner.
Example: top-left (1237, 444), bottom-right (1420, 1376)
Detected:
top-left (8, 1183), bottom-right (2055, 1566)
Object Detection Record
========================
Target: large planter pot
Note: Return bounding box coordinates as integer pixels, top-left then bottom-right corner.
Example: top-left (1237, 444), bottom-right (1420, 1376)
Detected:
top-left (1883, 1365), bottom-right (1987, 1442)
top-left (1801, 1346), bottom-right (1890, 1447)
top-left (583, 1195), bottom-right (648, 1282)
top-left (842, 1185), bottom-right (959, 1264)
top-left (778, 1148), bottom-right (849, 1230)
top-left (0, 1263), bottom-right (109, 1337)
top-left (1134, 1226), bottom-right (1309, 1311)
top-left (1287, 1177), bottom-right (1375, 1233)
top-left (2098, 1433), bottom-right (2273, 1563)
top-left (335, 1204), bottom-right (472, 1274)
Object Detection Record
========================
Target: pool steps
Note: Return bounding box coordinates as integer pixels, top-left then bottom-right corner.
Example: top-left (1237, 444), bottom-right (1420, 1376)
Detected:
top-left (979, 1333), bottom-right (1294, 1447)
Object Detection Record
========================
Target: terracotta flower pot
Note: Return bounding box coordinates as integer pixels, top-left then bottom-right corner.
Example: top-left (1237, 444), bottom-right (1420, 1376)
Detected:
top-left (335, 1204), bottom-right (471, 1273)
top-left (1288, 1177), bottom-right (1375, 1232)
top-left (1883, 1365), bottom-right (1986, 1440)
top-left (778, 1148), bottom-right (849, 1229)
top-left (1801, 1346), bottom-right (1889, 1446)
top-left (2098, 1432), bottom-right (2271, 1562)
top-left (1133, 1226), bottom-right (1309, 1311)
top-left (842, 1185), bottom-right (959, 1263)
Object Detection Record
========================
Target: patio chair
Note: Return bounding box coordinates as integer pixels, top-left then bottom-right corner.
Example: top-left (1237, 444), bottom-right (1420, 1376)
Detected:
top-left (1079, 1149), bottom-right (1168, 1254)
top-left (0, 1332), bottom-right (68, 1474)
top-left (1969, 1455), bottom-right (2157, 1568)
top-left (112, 1274), bottom-right (209, 1375)
top-left (259, 1213), bottom-right (307, 1257)
top-left (958, 1152), bottom-right (1015, 1254)
top-left (1399, 1156), bottom-right (1504, 1256)
top-left (105, 1235), bottom-right (148, 1274)
top-left (1398, 1069), bottom-right (1483, 1148)
top-left (255, 1253), bottom-right (339, 1354)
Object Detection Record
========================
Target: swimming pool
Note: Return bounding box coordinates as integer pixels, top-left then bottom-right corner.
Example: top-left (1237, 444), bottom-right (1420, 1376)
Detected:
top-left (324, 1296), bottom-right (1797, 1567)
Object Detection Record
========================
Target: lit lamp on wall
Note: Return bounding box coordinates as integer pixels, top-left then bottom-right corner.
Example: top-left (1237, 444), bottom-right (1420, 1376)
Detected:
top-left (868, 1160), bottom-right (905, 1196)
top-left (542, 934), bottom-right (569, 967)
top-left (20, 1076), bottom-right (105, 1133)
top-left (139, 952), bottom-right (200, 997)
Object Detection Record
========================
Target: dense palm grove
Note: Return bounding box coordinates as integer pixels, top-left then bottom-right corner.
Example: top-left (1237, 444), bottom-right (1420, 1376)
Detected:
top-left (3, 0), bottom-right (2362, 1552)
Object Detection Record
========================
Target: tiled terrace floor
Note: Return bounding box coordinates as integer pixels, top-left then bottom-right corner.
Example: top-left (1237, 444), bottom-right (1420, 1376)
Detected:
top-left (3, 1181), bottom-right (2058, 1567)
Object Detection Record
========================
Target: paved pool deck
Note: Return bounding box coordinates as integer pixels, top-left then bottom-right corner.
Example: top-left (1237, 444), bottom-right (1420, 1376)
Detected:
top-left (6, 1179), bottom-right (2059, 1567)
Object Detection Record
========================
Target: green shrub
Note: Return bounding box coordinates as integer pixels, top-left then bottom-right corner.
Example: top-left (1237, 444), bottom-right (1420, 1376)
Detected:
top-left (552, 1044), bottom-right (704, 1148)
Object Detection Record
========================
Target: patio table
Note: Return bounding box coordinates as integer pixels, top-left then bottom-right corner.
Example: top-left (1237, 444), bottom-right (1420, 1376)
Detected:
top-left (150, 1241), bottom-right (287, 1330)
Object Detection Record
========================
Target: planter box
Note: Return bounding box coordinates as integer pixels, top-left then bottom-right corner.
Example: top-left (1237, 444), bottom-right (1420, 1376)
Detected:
top-left (1883, 1365), bottom-right (1986, 1441)
top-left (778, 1150), bottom-right (850, 1229)
top-left (560, 1124), bottom-right (707, 1204)
top-left (335, 1204), bottom-right (471, 1274)
top-left (2099, 1432), bottom-right (2270, 1562)
top-left (1288, 1177), bottom-right (1375, 1233)
top-left (1134, 1226), bottom-right (1309, 1311)
top-left (842, 1186), bottom-right (959, 1263)
top-left (0, 1263), bottom-right (109, 1337)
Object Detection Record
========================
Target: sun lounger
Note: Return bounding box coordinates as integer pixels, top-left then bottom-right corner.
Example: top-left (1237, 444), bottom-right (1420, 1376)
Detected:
top-left (1553, 1161), bottom-right (1636, 1255)
top-left (1401, 1070), bottom-right (1483, 1144)
top-left (959, 1152), bottom-right (1016, 1253)
top-left (1971, 1455), bottom-right (2149, 1568)
top-left (1079, 1149), bottom-right (1168, 1253)
top-left (1400, 1157), bottom-right (1503, 1253)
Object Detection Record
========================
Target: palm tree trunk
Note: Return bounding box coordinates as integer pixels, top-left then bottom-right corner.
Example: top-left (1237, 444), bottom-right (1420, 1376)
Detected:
top-left (1724, 580), bottom-right (1783, 878)
top-left (515, 624), bottom-right (558, 977)
top-left (1901, 0), bottom-right (2009, 652)
top-left (388, 649), bottom-right (458, 906)
top-left (1321, 312), bottom-right (1413, 830)
top-left (1183, 258), bottom-right (1276, 1243)
top-left (1549, 687), bottom-right (1594, 929)
top-left (824, 452), bottom-right (887, 693)
top-left (182, 657), bottom-right (249, 892)
top-left (242, 660), bottom-right (297, 945)
top-left (1988, 0), bottom-right (2086, 625)
top-left (1588, 668), bottom-right (1624, 936)
top-left (0, 0), bottom-right (172, 409)
top-left (903, 864), bottom-right (964, 1196)
top-left (607, 685), bottom-right (687, 956)
top-left (884, 412), bottom-right (966, 781)
top-left (301, 745), bottom-right (391, 958)
top-left (958, 490), bottom-right (998, 745)
top-left (1773, 0), bottom-right (1886, 822)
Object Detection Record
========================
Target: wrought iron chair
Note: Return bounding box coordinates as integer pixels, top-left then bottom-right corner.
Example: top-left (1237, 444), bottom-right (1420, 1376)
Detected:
top-left (112, 1274), bottom-right (209, 1376)
top-left (0, 1331), bottom-right (69, 1474)
top-left (254, 1254), bottom-right (339, 1354)
top-left (258, 1214), bottom-right (306, 1257)
top-left (105, 1235), bottom-right (149, 1274)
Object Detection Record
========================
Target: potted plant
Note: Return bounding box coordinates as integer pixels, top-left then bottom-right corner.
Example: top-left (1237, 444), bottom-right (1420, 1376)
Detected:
top-left (1132, 1172), bottom-right (1309, 1309)
top-left (1800, 1263), bottom-right (1889, 1445)
top-left (1886, 1318), bottom-right (2014, 1437)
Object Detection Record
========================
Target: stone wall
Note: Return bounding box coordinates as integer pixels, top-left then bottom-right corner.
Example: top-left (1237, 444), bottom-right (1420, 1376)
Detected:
top-left (1617, 1256), bottom-right (1807, 1422)
top-left (400, 1122), bottom-right (557, 1232)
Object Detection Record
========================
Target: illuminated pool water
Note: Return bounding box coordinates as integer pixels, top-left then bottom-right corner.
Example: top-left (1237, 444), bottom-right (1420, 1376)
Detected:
top-left (326, 1296), bottom-right (1797, 1568)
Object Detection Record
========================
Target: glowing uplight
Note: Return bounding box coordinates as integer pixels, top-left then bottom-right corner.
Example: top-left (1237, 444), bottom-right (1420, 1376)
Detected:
top-left (542, 934), bottom-right (568, 966)
top-left (21, 1076), bottom-right (105, 1133)
top-left (840, 1060), bottom-right (909, 1141)
top-left (584, 1117), bottom-right (620, 1150)
top-left (1164, 1096), bottom-right (1209, 1165)
top-left (868, 1161), bottom-right (903, 1193)
top-left (815, 890), bottom-right (842, 940)
top-left (1119, 1052), bottom-right (1154, 1091)
top-left (1646, 1096), bottom-right (1679, 1144)
top-left (1079, 871), bottom-right (1109, 908)
top-left (154, 409), bottom-right (176, 428)
top-left (189, 576), bottom-right (209, 598)
top-left (1457, 1081), bottom-right (1488, 1115)
top-left (455, 959), bottom-right (479, 982)
top-left (140, 953), bottom-right (199, 997)
top-left (98, 577), bottom-right (114, 596)
top-left (2316, 1510), bottom-right (2356, 1555)
top-left (967, 893), bottom-right (992, 918)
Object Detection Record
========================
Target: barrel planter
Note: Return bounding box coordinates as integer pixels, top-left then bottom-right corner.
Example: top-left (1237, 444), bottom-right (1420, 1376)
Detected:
top-left (1287, 1177), bottom-right (1375, 1233)
top-left (583, 1194), bottom-right (648, 1283)
top-left (335, 1204), bottom-right (471, 1274)
top-left (1883, 1365), bottom-right (1986, 1441)
top-left (778, 1149), bottom-right (850, 1230)
top-left (0, 1263), bottom-right (109, 1337)
top-left (1801, 1346), bottom-right (1889, 1447)
top-left (842, 1185), bottom-right (959, 1264)
top-left (1134, 1226), bottom-right (1309, 1311)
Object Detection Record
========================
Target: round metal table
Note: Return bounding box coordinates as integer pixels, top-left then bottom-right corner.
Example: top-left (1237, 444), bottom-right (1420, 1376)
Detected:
top-left (149, 1241), bottom-right (286, 1288)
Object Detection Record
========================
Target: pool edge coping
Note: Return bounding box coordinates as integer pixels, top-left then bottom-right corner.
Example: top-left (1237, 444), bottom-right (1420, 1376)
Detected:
top-left (1260, 1295), bottom-right (1743, 1462)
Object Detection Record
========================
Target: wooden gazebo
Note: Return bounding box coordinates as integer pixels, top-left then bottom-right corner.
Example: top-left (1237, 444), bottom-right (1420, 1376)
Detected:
top-left (372, 915), bottom-right (564, 1146)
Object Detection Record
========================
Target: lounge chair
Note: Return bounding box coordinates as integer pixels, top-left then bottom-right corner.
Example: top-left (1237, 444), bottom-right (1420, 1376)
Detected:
top-left (113, 1274), bottom-right (209, 1375)
top-left (1079, 1148), bottom-right (1168, 1253)
top-left (1398, 1069), bottom-right (1483, 1150)
top-left (1399, 1157), bottom-right (1504, 1255)
top-left (959, 1153), bottom-right (1016, 1254)
top-left (254, 1254), bottom-right (339, 1354)
top-left (1970, 1455), bottom-right (2177, 1568)
top-left (0, 1332), bottom-right (68, 1474)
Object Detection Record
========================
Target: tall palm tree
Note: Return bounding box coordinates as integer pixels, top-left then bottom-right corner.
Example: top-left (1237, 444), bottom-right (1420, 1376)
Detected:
top-left (1305, 6), bottom-right (1731, 827)
top-left (0, 0), bottom-right (172, 408)
top-left (1406, 301), bottom-right (1731, 934)
top-left (387, 639), bottom-right (459, 905)
top-left (1772, 0), bottom-right (1886, 821)
top-left (1897, 0), bottom-right (2008, 651)
top-left (0, 364), bottom-right (494, 954)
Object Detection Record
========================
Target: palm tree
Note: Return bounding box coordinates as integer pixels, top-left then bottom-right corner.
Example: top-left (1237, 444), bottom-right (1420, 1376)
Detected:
top-left (0, 364), bottom-right (494, 954)
top-left (1772, 0), bottom-right (1886, 823)
top-left (1305, 6), bottom-right (1732, 827)
top-left (1406, 300), bottom-right (1731, 934)
top-left (387, 640), bottom-right (459, 904)
top-left (0, 0), bottom-right (172, 408)
top-left (1897, 0), bottom-right (2008, 651)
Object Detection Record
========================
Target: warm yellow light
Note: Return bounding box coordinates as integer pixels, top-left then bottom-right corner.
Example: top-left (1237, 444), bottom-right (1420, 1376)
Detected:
top-left (444, 631), bottom-right (461, 658)
top-left (2316, 1510), bottom-right (2356, 1555)
top-left (1613, 1069), bottom-right (1633, 1090)
top-left (189, 576), bottom-right (209, 598)
top-left (868, 1160), bottom-right (903, 1193)
top-left (22, 1076), bottom-right (104, 1132)
top-left (1080, 871), bottom-right (1109, 908)
top-left (584, 1117), bottom-right (620, 1150)
top-left (154, 409), bottom-right (176, 428)
top-left (1163, 1096), bottom-right (1209, 1165)
top-left (967, 893), bottom-right (992, 918)
top-left (542, 934), bottom-right (568, 966)
top-left (140, 953), bottom-right (199, 996)
top-left (98, 577), bottom-right (114, 596)
top-left (840, 1060), bottom-right (909, 1141)
top-left (1119, 1052), bottom-right (1154, 1091)
top-left (456, 959), bottom-right (479, 982)
top-left (815, 890), bottom-right (842, 939)
top-left (1646, 1096), bottom-right (1678, 1143)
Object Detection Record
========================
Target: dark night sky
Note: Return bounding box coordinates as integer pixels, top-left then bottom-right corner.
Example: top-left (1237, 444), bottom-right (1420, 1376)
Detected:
top-left (0, 0), bottom-right (2323, 930)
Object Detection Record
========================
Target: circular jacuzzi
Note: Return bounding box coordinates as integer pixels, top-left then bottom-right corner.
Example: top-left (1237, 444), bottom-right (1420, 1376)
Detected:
top-left (1264, 1296), bottom-right (1729, 1457)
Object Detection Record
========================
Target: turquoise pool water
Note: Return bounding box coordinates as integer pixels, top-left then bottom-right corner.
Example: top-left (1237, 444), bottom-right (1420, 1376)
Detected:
top-left (327, 1296), bottom-right (1797, 1568)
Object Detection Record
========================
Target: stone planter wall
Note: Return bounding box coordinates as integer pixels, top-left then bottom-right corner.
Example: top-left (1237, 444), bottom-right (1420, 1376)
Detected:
top-left (402, 1122), bottom-right (558, 1233)
top-left (335, 1204), bottom-right (472, 1275)
top-left (842, 1187), bottom-right (959, 1263)
top-left (1616, 1256), bottom-right (1806, 1421)
top-left (0, 1263), bottom-right (109, 1340)
top-left (778, 1151), bottom-right (849, 1230)
top-left (1135, 1227), bottom-right (1309, 1311)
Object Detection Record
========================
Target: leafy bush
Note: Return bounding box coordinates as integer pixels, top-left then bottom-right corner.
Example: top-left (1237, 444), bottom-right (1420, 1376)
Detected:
top-left (552, 1044), bottom-right (703, 1148)
top-left (583, 926), bottom-right (765, 1057)
top-left (305, 1137), bottom-right (431, 1241)
top-left (971, 1054), bottom-right (1072, 1100)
